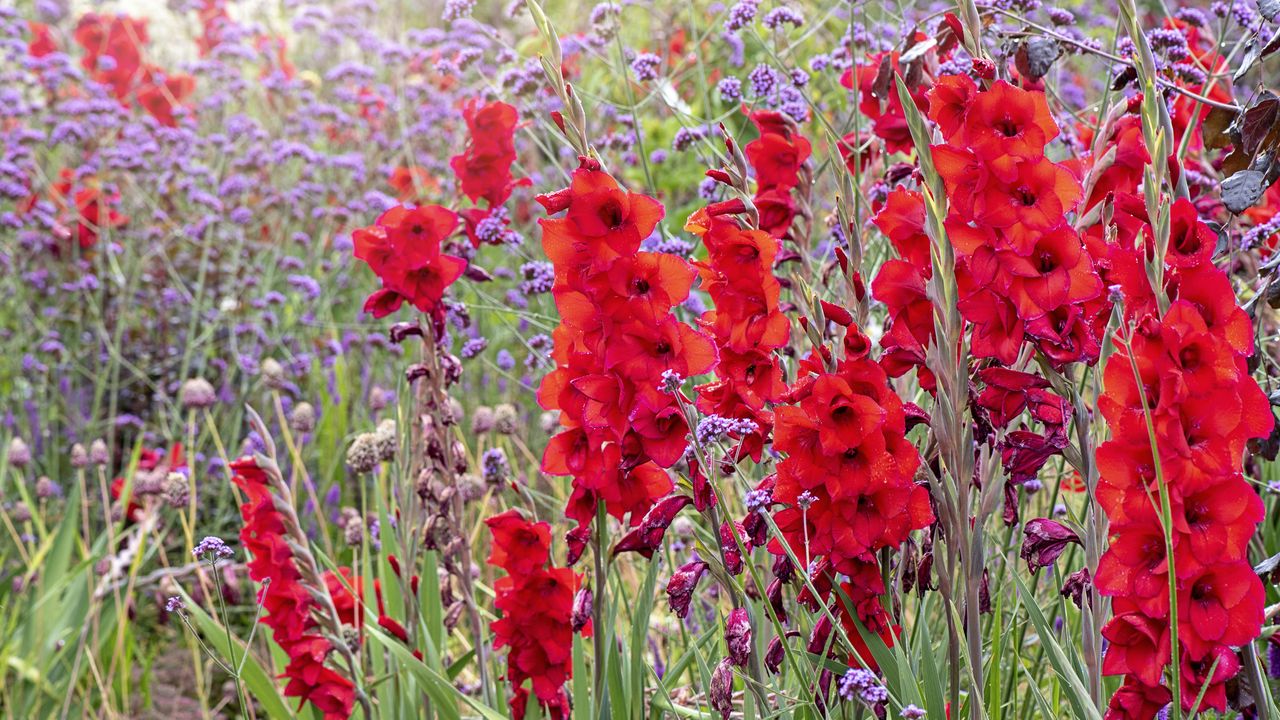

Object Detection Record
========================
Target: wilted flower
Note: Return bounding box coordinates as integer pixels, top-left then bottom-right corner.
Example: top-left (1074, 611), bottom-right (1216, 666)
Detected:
top-left (471, 405), bottom-right (495, 434)
top-left (571, 588), bottom-right (593, 632)
top-left (666, 560), bottom-right (708, 618)
top-left (724, 607), bottom-right (752, 666)
top-left (1020, 518), bottom-right (1081, 572)
top-left (709, 658), bottom-right (734, 720)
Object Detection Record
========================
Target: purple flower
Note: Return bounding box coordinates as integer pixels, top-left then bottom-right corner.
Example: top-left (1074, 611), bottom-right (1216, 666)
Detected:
top-left (193, 536), bottom-right (234, 561)
top-left (724, 0), bottom-right (759, 31)
top-left (717, 77), bottom-right (742, 103)
top-left (762, 7), bottom-right (804, 30)
top-left (165, 596), bottom-right (185, 613)
top-left (630, 52), bottom-right (662, 82)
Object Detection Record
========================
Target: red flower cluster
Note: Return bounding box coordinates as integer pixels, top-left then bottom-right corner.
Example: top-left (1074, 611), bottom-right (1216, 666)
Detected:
top-left (926, 76), bottom-right (1105, 368)
top-left (743, 110), bottom-right (811, 240)
top-left (769, 324), bottom-right (932, 662)
top-left (536, 158), bottom-right (716, 559)
top-left (352, 204), bottom-right (468, 319)
top-left (72, 13), bottom-right (195, 127)
top-left (451, 101), bottom-right (526, 210)
top-left (453, 100), bottom-right (530, 248)
top-left (486, 509), bottom-right (580, 720)
top-left (230, 458), bottom-right (355, 720)
top-left (685, 208), bottom-right (789, 468)
top-left (20, 168), bottom-right (130, 252)
top-left (1093, 201), bottom-right (1272, 717)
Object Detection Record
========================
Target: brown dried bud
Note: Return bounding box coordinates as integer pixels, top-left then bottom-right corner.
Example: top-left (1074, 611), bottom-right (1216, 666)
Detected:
top-left (290, 402), bottom-right (316, 433)
top-left (163, 472), bottom-right (189, 508)
top-left (89, 439), bottom-right (110, 466)
top-left (70, 443), bottom-right (88, 469)
top-left (7, 438), bottom-right (31, 468)
top-left (179, 378), bottom-right (218, 410)
top-left (373, 419), bottom-right (398, 462)
top-left (260, 359), bottom-right (287, 390)
top-left (493, 403), bottom-right (519, 435)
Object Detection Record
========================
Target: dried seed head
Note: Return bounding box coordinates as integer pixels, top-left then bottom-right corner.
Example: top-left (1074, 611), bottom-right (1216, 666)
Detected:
top-left (458, 473), bottom-right (485, 502)
top-left (471, 406), bottom-right (495, 434)
top-left (35, 476), bottom-right (60, 499)
top-left (164, 472), bottom-right (189, 508)
top-left (345, 433), bottom-right (380, 474)
top-left (259, 359), bottom-right (287, 390)
top-left (373, 419), bottom-right (398, 461)
top-left (493, 403), bottom-right (519, 435)
top-left (444, 398), bottom-right (463, 426)
top-left (290, 402), bottom-right (316, 433)
top-left (89, 439), bottom-right (110, 466)
top-left (7, 438), bottom-right (31, 468)
top-left (343, 517), bottom-right (364, 546)
top-left (179, 378), bottom-right (218, 410)
top-left (70, 443), bottom-right (88, 468)
top-left (539, 411), bottom-right (560, 434)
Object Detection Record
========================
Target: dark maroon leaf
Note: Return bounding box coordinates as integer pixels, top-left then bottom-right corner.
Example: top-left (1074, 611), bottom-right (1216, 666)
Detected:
top-left (1238, 93), bottom-right (1279, 156)
top-left (1202, 106), bottom-right (1237, 150)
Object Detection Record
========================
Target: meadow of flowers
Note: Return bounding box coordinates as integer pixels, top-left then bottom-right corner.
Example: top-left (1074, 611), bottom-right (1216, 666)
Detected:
top-left (5, 0), bottom-right (1280, 718)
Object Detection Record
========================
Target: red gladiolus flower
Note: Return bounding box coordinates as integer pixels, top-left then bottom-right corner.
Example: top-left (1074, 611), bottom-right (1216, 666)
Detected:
top-left (231, 458), bottom-right (355, 720)
top-left (352, 204), bottom-right (467, 319)
top-left (450, 99), bottom-right (528, 207)
top-left (537, 158), bottom-right (710, 542)
top-left (486, 509), bottom-right (581, 720)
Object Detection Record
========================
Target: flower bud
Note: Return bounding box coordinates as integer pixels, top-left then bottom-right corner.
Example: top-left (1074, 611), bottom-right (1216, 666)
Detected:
top-left (259, 358), bottom-right (287, 390)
